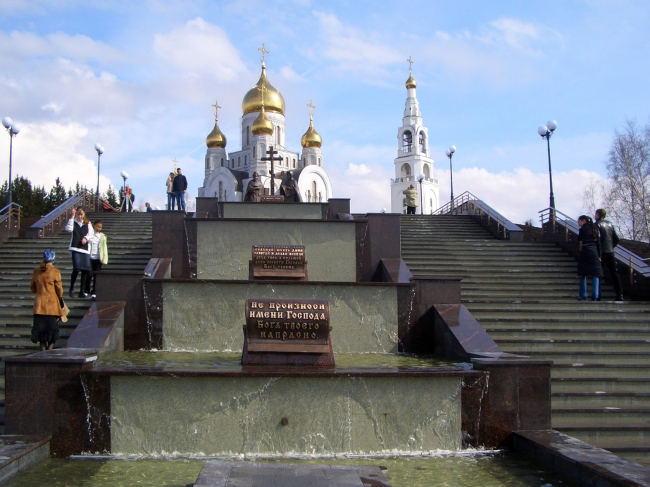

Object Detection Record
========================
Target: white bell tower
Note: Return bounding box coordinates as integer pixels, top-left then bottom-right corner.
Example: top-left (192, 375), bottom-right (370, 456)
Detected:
top-left (390, 57), bottom-right (439, 214)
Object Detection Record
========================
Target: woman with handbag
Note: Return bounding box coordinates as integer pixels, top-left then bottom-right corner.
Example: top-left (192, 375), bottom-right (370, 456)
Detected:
top-left (64, 207), bottom-right (94, 298)
top-left (30, 249), bottom-right (66, 351)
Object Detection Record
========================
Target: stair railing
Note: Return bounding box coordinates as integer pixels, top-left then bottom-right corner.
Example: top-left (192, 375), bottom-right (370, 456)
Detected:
top-left (432, 191), bottom-right (523, 241)
top-left (0, 202), bottom-right (22, 246)
top-left (26, 191), bottom-right (96, 238)
top-left (539, 207), bottom-right (650, 296)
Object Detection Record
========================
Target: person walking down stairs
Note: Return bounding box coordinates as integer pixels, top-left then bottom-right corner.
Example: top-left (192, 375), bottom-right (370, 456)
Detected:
top-left (64, 207), bottom-right (94, 299)
top-left (30, 249), bottom-right (65, 351)
top-left (85, 220), bottom-right (108, 300)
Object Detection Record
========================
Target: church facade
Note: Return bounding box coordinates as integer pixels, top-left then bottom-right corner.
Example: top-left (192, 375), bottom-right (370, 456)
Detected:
top-left (198, 51), bottom-right (333, 203)
top-left (390, 63), bottom-right (439, 214)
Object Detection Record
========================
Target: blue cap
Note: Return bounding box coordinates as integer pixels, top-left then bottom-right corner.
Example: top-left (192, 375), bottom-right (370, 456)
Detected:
top-left (43, 249), bottom-right (56, 262)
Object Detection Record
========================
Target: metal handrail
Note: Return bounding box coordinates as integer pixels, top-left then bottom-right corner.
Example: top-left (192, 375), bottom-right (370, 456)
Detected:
top-left (433, 191), bottom-right (522, 239)
top-left (28, 191), bottom-right (96, 238)
top-left (539, 207), bottom-right (650, 278)
top-left (0, 202), bottom-right (22, 245)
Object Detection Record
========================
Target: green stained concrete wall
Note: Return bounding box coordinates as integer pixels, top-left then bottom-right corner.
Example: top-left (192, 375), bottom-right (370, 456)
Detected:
top-left (195, 220), bottom-right (356, 281)
top-left (110, 375), bottom-right (462, 456)
top-left (162, 282), bottom-right (399, 354)
top-left (222, 203), bottom-right (324, 220)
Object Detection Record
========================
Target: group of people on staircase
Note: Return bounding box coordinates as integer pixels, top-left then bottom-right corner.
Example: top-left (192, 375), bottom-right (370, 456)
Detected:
top-left (577, 208), bottom-right (623, 301)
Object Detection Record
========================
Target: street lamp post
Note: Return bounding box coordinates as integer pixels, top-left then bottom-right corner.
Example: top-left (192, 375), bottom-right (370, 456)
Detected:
top-left (120, 171), bottom-right (129, 212)
top-left (417, 173), bottom-right (425, 215)
top-left (95, 143), bottom-right (104, 212)
top-left (2, 117), bottom-right (21, 206)
top-left (445, 145), bottom-right (456, 203)
top-left (538, 120), bottom-right (558, 209)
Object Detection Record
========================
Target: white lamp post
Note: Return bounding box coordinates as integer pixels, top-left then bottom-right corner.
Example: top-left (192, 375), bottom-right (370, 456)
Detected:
top-left (417, 173), bottom-right (425, 214)
top-left (2, 117), bottom-right (21, 206)
top-left (120, 171), bottom-right (129, 212)
top-left (445, 145), bottom-right (456, 203)
top-left (95, 143), bottom-right (104, 212)
top-left (538, 120), bottom-right (558, 209)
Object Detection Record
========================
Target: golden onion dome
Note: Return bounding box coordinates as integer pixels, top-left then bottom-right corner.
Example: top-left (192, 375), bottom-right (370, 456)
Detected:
top-left (242, 65), bottom-right (285, 115)
top-left (405, 73), bottom-right (417, 89)
top-left (251, 105), bottom-right (274, 135)
top-left (206, 120), bottom-right (227, 148)
top-left (301, 120), bottom-right (322, 148)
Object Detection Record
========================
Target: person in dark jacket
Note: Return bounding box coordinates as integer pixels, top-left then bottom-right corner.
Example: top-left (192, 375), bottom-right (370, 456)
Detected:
top-left (595, 208), bottom-right (623, 300)
top-left (577, 215), bottom-right (603, 301)
top-left (172, 167), bottom-right (188, 211)
top-left (64, 207), bottom-right (94, 299)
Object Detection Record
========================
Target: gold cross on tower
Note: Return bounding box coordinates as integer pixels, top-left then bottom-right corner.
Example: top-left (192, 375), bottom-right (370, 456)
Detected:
top-left (258, 43), bottom-right (269, 64)
top-left (257, 82), bottom-right (269, 108)
top-left (211, 100), bottom-right (221, 121)
top-left (172, 158), bottom-right (178, 171)
top-left (407, 55), bottom-right (414, 74)
top-left (307, 100), bottom-right (316, 121)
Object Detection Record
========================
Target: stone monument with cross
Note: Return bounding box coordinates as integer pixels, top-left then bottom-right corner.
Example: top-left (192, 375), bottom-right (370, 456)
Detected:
top-left (198, 44), bottom-right (333, 203)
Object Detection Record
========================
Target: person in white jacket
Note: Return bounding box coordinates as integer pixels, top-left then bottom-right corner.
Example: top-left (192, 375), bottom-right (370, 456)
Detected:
top-left (85, 220), bottom-right (108, 299)
top-left (64, 207), bottom-right (94, 299)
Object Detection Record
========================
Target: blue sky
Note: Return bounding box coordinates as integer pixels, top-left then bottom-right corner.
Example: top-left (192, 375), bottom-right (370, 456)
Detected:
top-left (1, 0), bottom-right (649, 222)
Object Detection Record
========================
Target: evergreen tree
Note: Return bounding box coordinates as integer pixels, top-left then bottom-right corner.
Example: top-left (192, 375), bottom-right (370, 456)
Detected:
top-left (47, 178), bottom-right (67, 213)
top-left (105, 184), bottom-right (118, 208)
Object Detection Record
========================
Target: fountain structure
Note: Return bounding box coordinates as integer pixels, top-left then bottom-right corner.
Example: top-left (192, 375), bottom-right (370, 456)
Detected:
top-left (4, 200), bottom-right (551, 462)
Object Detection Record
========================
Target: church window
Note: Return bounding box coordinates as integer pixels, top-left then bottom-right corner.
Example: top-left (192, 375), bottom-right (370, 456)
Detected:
top-left (293, 159), bottom-right (296, 168)
top-left (402, 131), bottom-right (413, 153)
top-left (401, 163), bottom-right (411, 178)
top-left (312, 182), bottom-right (317, 202)
top-left (219, 181), bottom-right (223, 201)
top-left (306, 190), bottom-right (311, 202)
top-left (318, 157), bottom-right (321, 166)
top-left (429, 198), bottom-right (432, 210)
top-left (238, 157), bottom-right (241, 167)
top-left (285, 157), bottom-right (288, 167)
top-left (221, 158), bottom-right (224, 167)
top-left (419, 131), bottom-right (425, 153)
top-left (277, 127), bottom-right (281, 146)
top-left (253, 146), bottom-right (256, 158)
top-left (245, 155), bottom-right (247, 165)
top-left (318, 192), bottom-right (322, 202)
top-left (423, 163), bottom-right (430, 179)
top-left (246, 127), bottom-right (250, 145)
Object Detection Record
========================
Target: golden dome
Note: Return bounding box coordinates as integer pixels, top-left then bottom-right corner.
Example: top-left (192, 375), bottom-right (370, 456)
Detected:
top-left (242, 65), bottom-right (285, 115)
top-left (301, 120), bottom-right (322, 148)
top-left (251, 105), bottom-right (274, 135)
top-left (206, 120), bottom-right (227, 148)
top-left (405, 73), bottom-right (417, 89)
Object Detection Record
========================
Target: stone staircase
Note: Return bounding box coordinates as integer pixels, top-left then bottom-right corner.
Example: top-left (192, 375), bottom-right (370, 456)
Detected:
top-left (0, 212), bottom-right (153, 432)
top-left (401, 214), bottom-right (650, 466)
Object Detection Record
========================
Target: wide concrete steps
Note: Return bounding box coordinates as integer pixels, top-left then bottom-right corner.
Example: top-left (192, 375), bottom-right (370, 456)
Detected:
top-left (400, 214), bottom-right (650, 464)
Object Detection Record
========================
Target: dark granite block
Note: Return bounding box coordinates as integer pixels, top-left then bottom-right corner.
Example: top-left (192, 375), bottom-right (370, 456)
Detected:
top-left (0, 435), bottom-right (51, 484)
top-left (142, 280), bottom-right (164, 350)
top-left (461, 374), bottom-right (488, 448)
top-left (152, 211), bottom-right (188, 278)
top-left (327, 198), bottom-right (351, 220)
top-left (96, 272), bottom-right (145, 351)
top-left (513, 430), bottom-right (650, 487)
top-left (432, 304), bottom-right (500, 361)
top-left (66, 302), bottom-right (125, 351)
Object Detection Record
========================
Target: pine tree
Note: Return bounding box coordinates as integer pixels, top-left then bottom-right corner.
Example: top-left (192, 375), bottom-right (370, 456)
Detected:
top-left (47, 178), bottom-right (67, 213)
top-left (105, 185), bottom-right (118, 208)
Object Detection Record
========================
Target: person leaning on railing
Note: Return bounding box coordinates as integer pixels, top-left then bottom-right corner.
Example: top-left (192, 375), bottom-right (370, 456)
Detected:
top-left (595, 209), bottom-right (623, 301)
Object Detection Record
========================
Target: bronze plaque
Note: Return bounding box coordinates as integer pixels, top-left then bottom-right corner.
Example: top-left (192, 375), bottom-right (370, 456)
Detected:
top-left (245, 298), bottom-right (330, 353)
top-left (260, 195), bottom-right (285, 203)
top-left (252, 245), bottom-right (306, 278)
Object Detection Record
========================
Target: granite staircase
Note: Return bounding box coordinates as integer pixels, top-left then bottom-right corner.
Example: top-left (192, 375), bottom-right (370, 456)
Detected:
top-left (0, 211), bottom-right (153, 433)
top-left (401, 214), bottom-right (650, 466)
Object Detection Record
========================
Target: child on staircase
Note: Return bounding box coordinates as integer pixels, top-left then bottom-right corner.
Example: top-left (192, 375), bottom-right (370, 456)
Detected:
top-left (85, 220), bottom-right (108, 299)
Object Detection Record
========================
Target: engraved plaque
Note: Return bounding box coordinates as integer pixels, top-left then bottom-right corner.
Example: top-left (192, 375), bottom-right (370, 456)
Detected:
top-left (245, 298), bottom-right (330, 353)
top-left (260, 195), bottom-right (285, 203)
top-left (252, 245), bottom-right (306, 278)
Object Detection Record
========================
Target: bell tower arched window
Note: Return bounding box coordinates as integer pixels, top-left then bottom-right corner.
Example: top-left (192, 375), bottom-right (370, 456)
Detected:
top-left (402, 131), bottom-right (412, 153)
top-left (419, 131), bottom-right (425, 153)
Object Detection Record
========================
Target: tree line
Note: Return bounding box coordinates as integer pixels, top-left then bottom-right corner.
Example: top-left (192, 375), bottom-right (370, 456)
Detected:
top-left (1, 176), bottom-right (119, 218)
top-left (582, 118), bottom-right (650, 243)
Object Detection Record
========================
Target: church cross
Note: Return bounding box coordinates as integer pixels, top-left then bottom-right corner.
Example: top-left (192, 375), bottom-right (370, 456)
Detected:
top-left (407, 55), bottom-right (414, 73)
top-left (261, 145), bottom-right (283, 196)
top-left (173, 158), bottom-right (178, 171)
top-left (258, 43), bottom-right (269, 64)
top-left (257, 83), bottom-right (269, 108)
top-left (211, 100), bottom-right (221, 121)
top-left (307, 100), bottom-right (316, 121)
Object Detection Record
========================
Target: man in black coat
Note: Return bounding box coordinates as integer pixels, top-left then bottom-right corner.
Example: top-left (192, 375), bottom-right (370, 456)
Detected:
top-left (172, 167), bottom-right (188, 212)
top-left (595, 208), bottom-right (623, 300)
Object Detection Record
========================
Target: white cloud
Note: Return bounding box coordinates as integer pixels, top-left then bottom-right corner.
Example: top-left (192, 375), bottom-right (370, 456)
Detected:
top-left (346, 163), bottom-right (372, 176)
top-left (153, 18), bottom-right (246, 83)
top-left (280, 66), bottom-right (305, 83)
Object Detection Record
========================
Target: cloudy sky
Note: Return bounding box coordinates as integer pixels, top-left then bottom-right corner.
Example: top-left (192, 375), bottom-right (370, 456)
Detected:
top-left (1, 0), bottom-right (649, 223)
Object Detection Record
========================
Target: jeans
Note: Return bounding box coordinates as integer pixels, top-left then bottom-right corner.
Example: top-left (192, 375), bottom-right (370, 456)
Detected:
top-left (406, 206), bottom-right (416, 214)
top-left (175, 191), bottom-right (185, 212)
top-left (167, 192), bottom-right (175, 210)
top-left (600, 253), bottom-right (623, 298)
top-left (579, 277), bottom-right (600, 300)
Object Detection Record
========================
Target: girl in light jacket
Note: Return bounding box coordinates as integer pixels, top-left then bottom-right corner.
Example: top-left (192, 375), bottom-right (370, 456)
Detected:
top-left (85, 220), bottom-right (108, 299)
top-left (64, 207), bottom-right (94, 299)
top-left (166, 172), bottom-right (175, 210)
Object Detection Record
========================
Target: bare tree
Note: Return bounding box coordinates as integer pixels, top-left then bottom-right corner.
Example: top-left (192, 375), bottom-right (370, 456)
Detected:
top-left (605, 119), bottom-right (650, 242)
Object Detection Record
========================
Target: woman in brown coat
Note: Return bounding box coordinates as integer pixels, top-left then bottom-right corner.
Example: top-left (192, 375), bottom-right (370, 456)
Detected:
top-left (30, 249), bottom-right (64, 351)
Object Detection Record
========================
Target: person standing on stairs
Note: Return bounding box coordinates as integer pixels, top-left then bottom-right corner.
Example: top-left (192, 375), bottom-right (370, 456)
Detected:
top-left (172, 167), bottom-right (188, 212)
top-left (85, 220), bottom-right (108, 300)
top-left (166, 172), bottom-right (175, 210)
top-left (65, 207), bottom-right (94, 299)
top-left (595, 208), bottom-right (623, 301)
top-left (402, 185), bottom-right (418, 214)
top-left (577, 215), bottom-right (603, 301)
top-left (30, 249), bottom-right (64, 351)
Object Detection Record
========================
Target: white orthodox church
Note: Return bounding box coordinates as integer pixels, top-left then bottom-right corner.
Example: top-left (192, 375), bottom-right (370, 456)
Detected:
top-left (198, 50), bottom-right (333, 203)
top-left (390, 63), bottom-right (439, 214)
